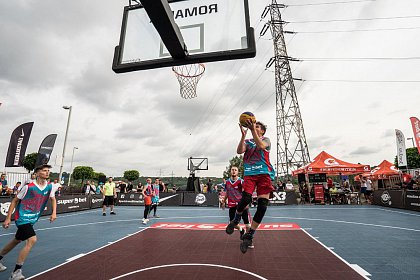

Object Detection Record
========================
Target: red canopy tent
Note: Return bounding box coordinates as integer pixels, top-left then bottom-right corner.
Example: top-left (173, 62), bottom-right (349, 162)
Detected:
top-left (292, 151), bottom-right (370, 175)
top-left (362, 160), bottom-right (401, 180)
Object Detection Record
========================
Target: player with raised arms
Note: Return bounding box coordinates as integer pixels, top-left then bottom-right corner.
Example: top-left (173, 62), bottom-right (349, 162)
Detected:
top-left (226, 113), bottom-right (275, 253)
top-left (221, 166), bottom-right (252, 246)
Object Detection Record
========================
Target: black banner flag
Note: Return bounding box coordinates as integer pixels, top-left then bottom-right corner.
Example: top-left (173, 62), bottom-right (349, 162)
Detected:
top-left (5, 122), bottom-right (34, 167)
top-left (35, 134), bottom-right (57, 167)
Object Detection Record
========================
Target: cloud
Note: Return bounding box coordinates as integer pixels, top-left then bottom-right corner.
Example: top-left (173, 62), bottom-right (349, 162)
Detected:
top-left (349, 146), bottom-right (381, 156)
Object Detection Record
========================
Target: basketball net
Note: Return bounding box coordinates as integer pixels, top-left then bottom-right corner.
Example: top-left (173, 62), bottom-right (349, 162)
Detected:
top-left (172, 63), bottom-right (205, 99)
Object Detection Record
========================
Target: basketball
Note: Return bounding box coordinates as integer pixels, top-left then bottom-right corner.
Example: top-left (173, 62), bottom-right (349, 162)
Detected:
top-left (239, 112), bottom-right (256, 127)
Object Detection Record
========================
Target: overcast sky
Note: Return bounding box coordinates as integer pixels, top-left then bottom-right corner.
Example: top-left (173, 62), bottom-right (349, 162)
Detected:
top-left (1, 0), bottom-right (419, 179)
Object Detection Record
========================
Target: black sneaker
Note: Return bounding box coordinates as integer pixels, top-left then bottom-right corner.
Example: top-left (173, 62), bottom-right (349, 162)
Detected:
top-left (240, 233), bottom-right (253, 254)
top-left (239, 229), bottom-right (245, 240)
top-left (110, 212), bottom-right (116, 215)
top-left (225, 221), bottom-right (238, 235)
top-left (102, 213), bottom-right (106, 216)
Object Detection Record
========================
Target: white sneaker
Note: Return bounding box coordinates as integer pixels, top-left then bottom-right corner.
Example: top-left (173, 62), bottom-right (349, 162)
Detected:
top-left (9, 269), bottom-right (25, 280)
top-left (142, 219), bottom-right (148, 225)
top-left (0, 262), bottom-right (6, 272)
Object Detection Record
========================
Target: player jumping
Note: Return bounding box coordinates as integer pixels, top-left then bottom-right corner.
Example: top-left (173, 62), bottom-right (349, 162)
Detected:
top-left (225, 120), bottom-right (275, 253)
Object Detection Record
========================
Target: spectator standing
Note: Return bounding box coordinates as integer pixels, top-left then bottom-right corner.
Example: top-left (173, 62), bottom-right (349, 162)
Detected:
top-left (365, 177), bottom-right (373, 203)
top-left (101, 177), bottom-right (116, 216)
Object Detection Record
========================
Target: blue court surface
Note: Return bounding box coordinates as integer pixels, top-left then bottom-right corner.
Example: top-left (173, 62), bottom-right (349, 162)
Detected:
top-left (0, 205), bottom-right (419, 280)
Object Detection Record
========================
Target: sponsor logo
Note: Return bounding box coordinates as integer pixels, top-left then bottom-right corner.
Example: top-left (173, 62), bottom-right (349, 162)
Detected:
top-left (324, 158), bottom-right (340, 166)
top-left (380, 191), bottom-right (392, 206)
top-left (91, 198), bottom-right (104, 204)
top-left (1, 202), bottom-right (15, 216)
top-left (130, 194), bottom-right (134, 199)
top-left (13, 129), bottom-right (25, 165)
top-left (195, 194), bottom-right (206, 205)
top-left (151, 222), bottom-right (301, 230)
top-left (270, 192), bottom-right (286, 204)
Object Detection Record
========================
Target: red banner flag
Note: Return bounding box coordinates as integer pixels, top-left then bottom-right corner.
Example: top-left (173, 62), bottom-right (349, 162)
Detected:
top-left (410, 117), bottom-right (420, 155)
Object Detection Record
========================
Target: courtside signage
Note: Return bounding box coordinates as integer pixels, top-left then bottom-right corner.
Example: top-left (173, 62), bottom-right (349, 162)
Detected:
top-left (151, 222), bottom-right (301, 230)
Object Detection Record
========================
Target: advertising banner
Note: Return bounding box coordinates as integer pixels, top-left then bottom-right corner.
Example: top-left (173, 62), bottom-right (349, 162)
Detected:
top-left (404, 190), bottom-right (420, 212)
top-left (90, 194), bottom-right (104, 209)
top-left (5, 122), bottom-right (34, 167)
top-left (117, 193), bottom-right (143, 206)
top-left (373, 190), bottom-right (404, 209)
top-left (410, 117), bottom-right (420, 155)
top-left (56, 195), bottom-right (90, 213)
top-left (313, 184), bottom-right (324, 203)
top-left (159, 192), bottom-right (183, 206)
top-left (35, 134), bottom-right (57, 167)
top-left (182, 192), bottom-right (219, 206)
top-left (395, 129), bottom-right (408, 167)
top-left (269, 191), bottom-right (297, 205)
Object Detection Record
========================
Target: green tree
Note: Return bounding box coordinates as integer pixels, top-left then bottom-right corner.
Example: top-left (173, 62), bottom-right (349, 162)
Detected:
top-left (395, 147), bottom-right (420, 169)
top-left (72, 166), bottom-right (94, 186)
top-left (124, 170), bottom-right (140, 181)
top-left (223, 155), bottom-right (244, 179)
top-left (22, 152), bottom-right (38, 173)
top-left (92, 172), bottom-right (106, 181)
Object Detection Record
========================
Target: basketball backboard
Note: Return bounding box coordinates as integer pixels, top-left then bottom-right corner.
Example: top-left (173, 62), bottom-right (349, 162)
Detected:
top-left (112, 0), bottom-right (255, 73)
top-left (188, 157), bottom-right (208, 171)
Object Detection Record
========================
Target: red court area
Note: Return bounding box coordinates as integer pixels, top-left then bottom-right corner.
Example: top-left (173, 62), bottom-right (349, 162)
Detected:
top-left (31, 223), bottom-right (365, 280)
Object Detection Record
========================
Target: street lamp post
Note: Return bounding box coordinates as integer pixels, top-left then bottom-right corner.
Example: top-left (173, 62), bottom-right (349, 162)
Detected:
top-left (59, 106), bottom-right (72, 185)
top-left (407, 137), bottom-right (415, 148)
top-left (68, 147), bottom-right (78, 187)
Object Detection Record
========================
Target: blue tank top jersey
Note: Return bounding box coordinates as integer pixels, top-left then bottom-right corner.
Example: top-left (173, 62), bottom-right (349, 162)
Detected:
top-left (243, 137), bottom-right (275, 180)
top-left (15, 182), bottom-right (53, 226)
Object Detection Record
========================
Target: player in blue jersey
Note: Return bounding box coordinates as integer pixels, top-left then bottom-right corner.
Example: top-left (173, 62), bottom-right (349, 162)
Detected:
top-left (225, 120), bottom-right (275, 253)
top-left (0, 164), bottom-right (57, 280)
top-left (221, 166), bottom-right (252, 245)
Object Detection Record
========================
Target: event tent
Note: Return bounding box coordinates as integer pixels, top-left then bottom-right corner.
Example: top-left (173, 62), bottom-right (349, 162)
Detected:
top-left (292, 151), bottom-right (370, 175)
top-left (362, 160), bottom-right (401, 179)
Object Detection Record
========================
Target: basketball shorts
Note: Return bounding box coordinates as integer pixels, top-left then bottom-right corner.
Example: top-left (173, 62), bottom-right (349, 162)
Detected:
top-left (103, 195), bottom-right (115, 206)
top-left (15, 223), bottom-right (36, 241)
top-left (243, 174), bottom-right (274, 196)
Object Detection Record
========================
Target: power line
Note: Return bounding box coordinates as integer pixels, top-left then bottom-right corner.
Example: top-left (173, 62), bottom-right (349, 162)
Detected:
top-left (286, 0), bottom-right (377, 7)
top-left (298, 79), bottom-right (420, 83)
top-left (296, 26), bottom-right (420, 33)
top-left (288, 15), bottom-right (420, 24)
top-left (299, 57), bottom-right (420, 61)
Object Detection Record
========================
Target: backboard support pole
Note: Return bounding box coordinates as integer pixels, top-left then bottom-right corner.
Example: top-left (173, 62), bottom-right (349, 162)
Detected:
top-left (140, 0), bottom-right (187, 58)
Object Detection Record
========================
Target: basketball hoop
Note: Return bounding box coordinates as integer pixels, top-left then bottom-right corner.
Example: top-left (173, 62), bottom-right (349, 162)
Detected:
top-left (172, 63), bottom-right (205, 99)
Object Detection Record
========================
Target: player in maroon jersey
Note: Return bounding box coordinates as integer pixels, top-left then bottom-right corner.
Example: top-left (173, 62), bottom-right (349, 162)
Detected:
top-left (222, 166), bottom-right (253, 247)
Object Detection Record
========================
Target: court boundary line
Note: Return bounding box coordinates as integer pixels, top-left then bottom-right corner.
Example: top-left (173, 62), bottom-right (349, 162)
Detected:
top-left (109, 263), bottom-right (268, 280)
top-left (26, 227), bottom-right (149, 280)
top-left (265, 215), bottom-right (420, 232)
top-left (301, 228), bottom-right (370, 279)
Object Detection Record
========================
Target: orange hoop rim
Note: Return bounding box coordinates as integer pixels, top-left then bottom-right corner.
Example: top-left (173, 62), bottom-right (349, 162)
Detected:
top-left (172, 63), bottom-right (206, 78)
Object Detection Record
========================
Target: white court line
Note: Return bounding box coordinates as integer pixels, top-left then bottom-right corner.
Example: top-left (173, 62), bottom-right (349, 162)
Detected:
top-left (110, 263), bottom-right (268, 280)
top-left (26, 227), bottom-right (149, 280)
top-left (350, 264), bottom-right (372, 277)
top-left (378, 208), bottom-right (420, 217)
top-left (301, 228), bottom-right (370, 280)
top-left (265, 215), bottom-right (420, 232)
top-left (66, 253), bottom-right (85, 262)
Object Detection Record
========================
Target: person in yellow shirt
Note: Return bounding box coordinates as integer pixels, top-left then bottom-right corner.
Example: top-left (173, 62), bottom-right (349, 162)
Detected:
top-left (101, 177), bottom-right (116, 216)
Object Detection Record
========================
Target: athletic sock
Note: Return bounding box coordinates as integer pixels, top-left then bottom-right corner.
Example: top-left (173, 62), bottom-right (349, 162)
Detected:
top-left (14, 263), bottom-right (23, 272)
top-left (248, 228), bottom-right (256, 236)
top-left (233, 212), bottom-right (242, 224)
